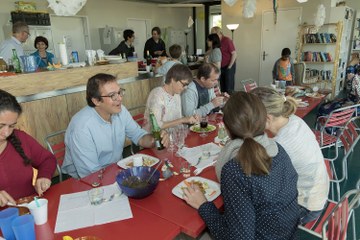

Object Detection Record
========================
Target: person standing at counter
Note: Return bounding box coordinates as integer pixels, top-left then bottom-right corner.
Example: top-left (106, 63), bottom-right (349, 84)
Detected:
top-left (62, 73), bottom-right (169, 179)
top-left (211, 26), bottom-right (237, 94)
top-left (0, 89), bottom-right (56, 207)
top-left (109, 29), bottom-right (135, 58)
top-left (143, 64), bottom-right (198, 131)
top-left (181, 63), bottom-right (225, 117)
top-left (205, 33), bottom-right (222, 70)
top-left (31, 36), bottom-right (55, 69)
top-left (0, 21), bottom-right (29, 65)
top-left (182, 92), bottom-right (299, 239)
top-left (143, 27), bottom-right (166, 58)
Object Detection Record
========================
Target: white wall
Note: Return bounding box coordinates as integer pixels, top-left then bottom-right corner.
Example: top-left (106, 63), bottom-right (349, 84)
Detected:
top-left (221, 0), bottom-right (360, 89)
top-left (0, 0), bottom-right (193, 55)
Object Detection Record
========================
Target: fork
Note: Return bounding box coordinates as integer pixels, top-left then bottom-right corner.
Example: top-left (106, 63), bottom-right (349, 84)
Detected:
top-left (193, 161), bottom-right (217, 175)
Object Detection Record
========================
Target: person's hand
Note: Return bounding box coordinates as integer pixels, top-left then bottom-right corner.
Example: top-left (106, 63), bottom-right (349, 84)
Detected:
top-left (160, 130), bottom-right (169, 148)
top-left (211, 96), bottom-right (225, 108)
top-left (182, 184), bottom-right (207, 209)
top-left (0, 190), bottom-right (15, 207)
top-left (35, 178), bottom-right (52, 196)
top-left (185, 115), bottom-right (198, 125)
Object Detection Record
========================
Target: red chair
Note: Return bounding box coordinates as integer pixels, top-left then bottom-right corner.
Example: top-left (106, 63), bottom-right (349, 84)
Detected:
top-left (240, 78), bottom-right (258, 92)
top-left (313, 104), bottom-right (358, 159)
top-left (44, 130), bottom-right (66, 182)
top-left (325, 117), bottom-right (360, 201)
top-left (299, 188), bottom-right (360, 240)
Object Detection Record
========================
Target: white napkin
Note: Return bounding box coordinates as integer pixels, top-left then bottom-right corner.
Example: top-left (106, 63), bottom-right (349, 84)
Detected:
top-left (179, 142), bottom-right (221, 169)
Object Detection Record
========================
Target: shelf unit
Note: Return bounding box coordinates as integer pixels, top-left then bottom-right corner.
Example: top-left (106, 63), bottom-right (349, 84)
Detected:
top-left (297, 22), bottom-right (343, 98)
top-left (351, 13), bottom-right (360, 52)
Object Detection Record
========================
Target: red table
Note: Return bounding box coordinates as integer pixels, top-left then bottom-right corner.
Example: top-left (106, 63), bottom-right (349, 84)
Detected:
top-left (295, 95), bottom-right (326, 118)
top-left (37, 176), bottom-right (180, 240)
top-left (79, 120), bottom-right (224, 238)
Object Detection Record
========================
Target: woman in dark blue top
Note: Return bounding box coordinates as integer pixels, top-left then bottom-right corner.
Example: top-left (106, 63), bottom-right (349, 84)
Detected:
top-left (183, 92), bottom-right (299, 240)
top-left (31, 36), bottom-right (54, 69)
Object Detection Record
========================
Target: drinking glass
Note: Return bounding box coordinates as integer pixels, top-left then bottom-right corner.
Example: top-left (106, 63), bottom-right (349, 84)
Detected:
top-left (200, 116), bottom-right (208, 137)
top-left (175, 127), bottom-right (185, 157)
top-left (167, 128), bottom-right (176, 153)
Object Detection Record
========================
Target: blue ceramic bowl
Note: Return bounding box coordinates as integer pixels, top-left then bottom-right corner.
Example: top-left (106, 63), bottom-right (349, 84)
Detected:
top-left (116, 166), bottom-right (160, 199)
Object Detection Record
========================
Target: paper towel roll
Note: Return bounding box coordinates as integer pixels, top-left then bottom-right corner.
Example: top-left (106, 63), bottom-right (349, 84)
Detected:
top-left (59, 43), bottom-right (68, 66)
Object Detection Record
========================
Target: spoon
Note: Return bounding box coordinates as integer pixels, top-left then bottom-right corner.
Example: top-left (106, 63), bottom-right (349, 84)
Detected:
top-left (146, 161), bottom-right (162, 184)
top-left (7, 202), bottom-right (30, 208)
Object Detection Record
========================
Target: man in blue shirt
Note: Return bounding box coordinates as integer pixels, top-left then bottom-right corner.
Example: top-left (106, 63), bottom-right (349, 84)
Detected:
top-left (62, 73), bottom-right (169, 178)
top-left (0, 21), bottom-right (29, 65)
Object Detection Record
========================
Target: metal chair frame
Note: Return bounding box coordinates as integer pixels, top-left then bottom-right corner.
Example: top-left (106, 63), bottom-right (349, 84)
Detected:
top-left (240, 78), bottom-right (257, 92)
top-left (44, 130), bottom-right (66, 182)
top-left (299, 188), bottom-right (360, 240)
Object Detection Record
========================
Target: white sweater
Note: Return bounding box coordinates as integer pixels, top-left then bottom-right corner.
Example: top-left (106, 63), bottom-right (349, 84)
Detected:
top-left (275, 115), bottom-right (329, 211)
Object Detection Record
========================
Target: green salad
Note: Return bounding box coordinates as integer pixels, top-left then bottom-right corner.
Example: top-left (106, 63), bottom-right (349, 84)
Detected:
top-left (191, 124), bottom-right (216, 133)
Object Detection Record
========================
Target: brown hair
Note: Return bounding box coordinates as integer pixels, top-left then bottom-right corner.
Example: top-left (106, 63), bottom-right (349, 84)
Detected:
top-left (165, 64), bottom-right (193, 84)
top-left (222, 92), bottom-right (272, 176)
top-left (169, 44), bottom-right (182, 59)
top-left (86, 73), bottom-right (117, 107)
top-left (250, 87), bottom-right (297, 118)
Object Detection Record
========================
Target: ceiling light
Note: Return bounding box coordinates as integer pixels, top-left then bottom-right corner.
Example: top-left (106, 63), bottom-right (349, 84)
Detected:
top-left (297, 0), bottom-right (308, 3)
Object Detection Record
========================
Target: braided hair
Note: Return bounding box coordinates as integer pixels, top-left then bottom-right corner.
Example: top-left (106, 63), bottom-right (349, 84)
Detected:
top-left (0, 89), bottom-right (32, 165)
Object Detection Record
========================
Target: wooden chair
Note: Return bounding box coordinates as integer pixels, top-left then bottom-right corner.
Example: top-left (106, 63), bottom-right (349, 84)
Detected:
top-left (44, 130), bottom-right (66, 182)
top-left (299, 188), bottom-right (360, 240)
top-left (240, 78), bottom-right (257, 92)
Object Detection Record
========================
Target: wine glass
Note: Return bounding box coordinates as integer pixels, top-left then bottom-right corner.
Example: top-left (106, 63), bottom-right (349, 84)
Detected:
top-left (175, 127), bottom-right (185, 157)
top-left (167, 128), bottom-right (176, 153)
top-left (200, 116), bottom-right (208, 138)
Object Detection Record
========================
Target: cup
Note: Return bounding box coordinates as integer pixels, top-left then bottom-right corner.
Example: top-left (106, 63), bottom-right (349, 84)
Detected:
top-left (279, 80), bottom-right (286, 89)
top-left (88, 188), bottom-right (104, 205)
top-left (0, 208), bottom-right (19, 240)
top-left (180, 161), bottom-right (191, 178)
top-left (275, 80), bottom-right (280, 89)
top-left (201, 145), bottom-right (211, 160)
top-left (27, 199), bottom-right (48, 225)
top-left (145, 65), bottom-right (151, 72)
top-left (133, 156), bottom-right (143, 167)
top-left (11, 215), bottom-right (35, 240)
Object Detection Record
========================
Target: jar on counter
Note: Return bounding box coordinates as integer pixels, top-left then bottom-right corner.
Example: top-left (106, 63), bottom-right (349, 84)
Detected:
top-left (0, 57), bottom-right (7, 72)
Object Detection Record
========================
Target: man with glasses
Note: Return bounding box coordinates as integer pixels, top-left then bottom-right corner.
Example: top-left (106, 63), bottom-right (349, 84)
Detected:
top-left (62, 73), bottom-right (169, 178)
top-left (0, 21), bottom-right (30, 65)
top-left (181, 63), bottom-right (225, 117)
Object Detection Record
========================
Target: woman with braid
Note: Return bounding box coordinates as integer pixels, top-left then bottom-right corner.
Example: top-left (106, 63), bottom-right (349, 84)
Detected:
top-left (0, 89), bottom-right (56, 207)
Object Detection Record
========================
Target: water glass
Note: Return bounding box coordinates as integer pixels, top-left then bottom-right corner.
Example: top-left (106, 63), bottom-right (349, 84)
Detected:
top-left (88, 188), bottom-right (104, 205)
top-left (180, 161), bottom-right (191, 178)
top-left (167, 128), bottom-right (176, 153)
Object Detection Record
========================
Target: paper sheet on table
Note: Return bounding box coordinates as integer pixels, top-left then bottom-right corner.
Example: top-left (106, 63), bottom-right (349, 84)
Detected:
top-left (179, 142), bottom-right (221, 169)
top-left (54, 183), bottom-right (133, 233)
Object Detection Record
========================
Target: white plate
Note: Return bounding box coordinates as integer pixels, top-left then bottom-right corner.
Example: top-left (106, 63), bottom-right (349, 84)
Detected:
top-left (305, 93), bottom-right (325, 98)
top-left (172, 176), bottom-right (221, 202)
top-left (298, 101), bottom-right (309, 108)
top-left (190, 124), bottom-right (216, 133)
top-left (117, 154), bottom-right (160, 169)
top-left (104, 55), bottom-right (124, 60)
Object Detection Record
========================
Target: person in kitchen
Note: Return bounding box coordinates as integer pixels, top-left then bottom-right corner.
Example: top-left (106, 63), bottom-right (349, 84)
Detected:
top-left (143, 26), bottom-right (167, 58)
top-left (62, 73), bottom-right (170, 179)
top-left (31, 36), bottom-right (55, 69)
top-left (0, 89), bottom-right (56, 207)
top-left (0, 21), bottom-right (30, 65)
top-left (109, 29), bottom-right (135, 58)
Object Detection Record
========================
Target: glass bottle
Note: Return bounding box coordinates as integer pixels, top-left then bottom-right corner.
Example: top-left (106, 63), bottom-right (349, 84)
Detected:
top-left (11, 49), bottom-right (21, 73)
top-left (146, 50), bottom-right (152, 66)
top-left (149, 110), bottom-right (164, 150)
top-left (217, 122), bottom-right (226, 140)
top-left (0, 57), bottom-right (7, 72)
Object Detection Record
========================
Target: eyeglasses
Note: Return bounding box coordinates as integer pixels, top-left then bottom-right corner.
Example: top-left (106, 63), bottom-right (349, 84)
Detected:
top-left (23, 31), bottom-right (31, 36)
top-left (100, 88), bottom-right (126, 101)
top-left (179, 81), bottom-right (189, 88)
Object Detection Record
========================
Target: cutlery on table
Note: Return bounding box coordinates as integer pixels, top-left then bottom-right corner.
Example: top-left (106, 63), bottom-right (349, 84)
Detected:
top-left (193, 161), bottom-right (217, 175)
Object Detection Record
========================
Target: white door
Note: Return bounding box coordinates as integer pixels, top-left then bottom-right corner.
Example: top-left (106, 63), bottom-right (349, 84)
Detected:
top-left (127, 18), bottom-right (151, 60)
top-left (50, 15), bottom-right (91, 63)
top-left (259, 8), bottom-right (301, 87)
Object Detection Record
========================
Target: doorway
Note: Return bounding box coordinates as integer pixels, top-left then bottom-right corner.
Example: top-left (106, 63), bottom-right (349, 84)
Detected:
top-left (127, 18), bottom-right (151, 59)
top-left (259, 8), bottom-right (302, 86)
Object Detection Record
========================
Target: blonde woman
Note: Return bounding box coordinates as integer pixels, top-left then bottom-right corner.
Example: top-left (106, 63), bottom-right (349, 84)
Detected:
top-left (251, 87), bottom-right (329, 224)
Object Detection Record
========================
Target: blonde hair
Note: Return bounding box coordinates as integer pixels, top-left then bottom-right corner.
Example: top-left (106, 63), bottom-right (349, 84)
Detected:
top-left (250, 87), bottom-right (297, 118)
top-left (211, 26), bottom-right (222, 35)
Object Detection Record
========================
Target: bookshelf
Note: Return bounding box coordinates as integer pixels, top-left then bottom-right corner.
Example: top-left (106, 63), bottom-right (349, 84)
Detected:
top-left (297, 22), bottom-right (343, 98)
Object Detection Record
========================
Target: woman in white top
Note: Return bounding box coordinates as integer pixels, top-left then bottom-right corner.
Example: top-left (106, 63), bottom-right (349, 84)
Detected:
top-left (143, 64), bottom-right (198, 131)
top-left (251, 87), bottom-right (329, 225)
top-left (206, 33), bottom-right (222, 70)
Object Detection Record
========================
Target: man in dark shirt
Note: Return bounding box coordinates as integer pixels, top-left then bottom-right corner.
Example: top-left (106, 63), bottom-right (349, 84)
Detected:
top-left (143, 26), bottom-right (167, 58)
top-left (109, 29), bottom-right (135, 58)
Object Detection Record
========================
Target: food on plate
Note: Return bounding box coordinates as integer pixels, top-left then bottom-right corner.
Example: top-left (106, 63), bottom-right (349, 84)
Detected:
top-left (191, 124), bottom-right (216, 133)
top-left (122, 176), bottom-right (150, 189)
top-left (125, 156), bottom-right (155, 167)
top-left (182, 180), bottom-right (209, 194)
top-left (306, 92), bottom-right (324, 98)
